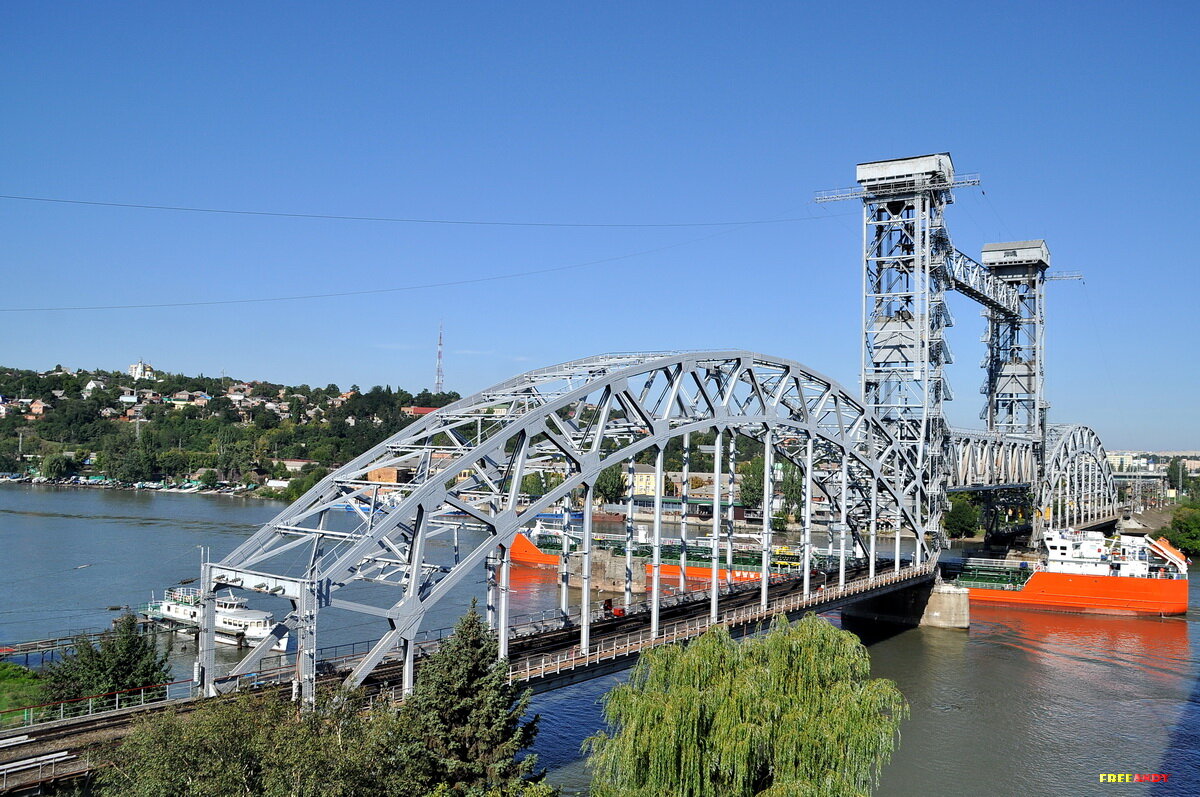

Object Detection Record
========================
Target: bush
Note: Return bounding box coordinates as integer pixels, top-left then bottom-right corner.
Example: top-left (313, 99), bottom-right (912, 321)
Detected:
top-left (0, 663), bottom-right (44, 713)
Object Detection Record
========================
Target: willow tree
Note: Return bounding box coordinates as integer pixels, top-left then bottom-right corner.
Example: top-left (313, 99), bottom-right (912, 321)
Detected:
top-left (586, 615), bottom-right (907, 796)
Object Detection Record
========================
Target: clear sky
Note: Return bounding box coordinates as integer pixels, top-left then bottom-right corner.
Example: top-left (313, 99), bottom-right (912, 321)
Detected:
top-left (3, 2), bottom-right (1197, 450)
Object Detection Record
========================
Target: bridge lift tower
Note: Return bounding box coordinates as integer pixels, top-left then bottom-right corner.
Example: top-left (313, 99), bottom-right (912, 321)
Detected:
top-left (819, 154), bottom-right (986, 535)
top-left (979, 241), bottom-right (1049, 441)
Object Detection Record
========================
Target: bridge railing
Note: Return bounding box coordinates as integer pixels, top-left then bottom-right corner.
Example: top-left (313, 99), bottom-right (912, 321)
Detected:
top-left (0, 680), bottom-right (194, 732)
top-left (509, 561), bottom-right (936, 683)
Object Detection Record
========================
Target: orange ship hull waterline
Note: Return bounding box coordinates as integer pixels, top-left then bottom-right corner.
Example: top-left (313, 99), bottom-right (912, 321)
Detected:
top-left (508, 532), bottom-right (763, 583)
top-left (968, 571), bottom-right (1188, 616)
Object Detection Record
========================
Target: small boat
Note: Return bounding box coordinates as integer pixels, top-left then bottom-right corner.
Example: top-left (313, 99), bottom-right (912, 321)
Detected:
top-left (958, 526), bottom-right (1189, 616)
top-left (146, 587), bottom-right (294, 651)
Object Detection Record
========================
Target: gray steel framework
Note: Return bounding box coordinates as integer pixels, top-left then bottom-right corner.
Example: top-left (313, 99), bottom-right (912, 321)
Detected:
top-left (819, 153), bottom-right (1117, 544)
top-left (946, 428), bottom-right (1037, 488)
top-left (198, 351), bottom-right (931, 704)
top-left (979, 241), bottom-right (1049, 439)
top-left (1038, 424), bottom-right (1118, 537)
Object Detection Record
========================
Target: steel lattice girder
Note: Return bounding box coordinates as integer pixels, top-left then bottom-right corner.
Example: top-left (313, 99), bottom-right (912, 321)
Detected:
top-left (1037, 424), bottom-right (1118, 540)
top-left (946, 428), bottom-right (1038, 488)
top-left (199, 351), bottom-right (932, 695)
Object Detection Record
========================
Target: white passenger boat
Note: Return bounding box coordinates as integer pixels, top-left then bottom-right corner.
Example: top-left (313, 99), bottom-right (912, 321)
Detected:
top-left (146, 587), bottom-right (293, 651)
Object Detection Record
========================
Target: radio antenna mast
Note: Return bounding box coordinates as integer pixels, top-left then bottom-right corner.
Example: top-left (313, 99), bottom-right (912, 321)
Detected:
top-left (434, 322), bottom-right (444, 394)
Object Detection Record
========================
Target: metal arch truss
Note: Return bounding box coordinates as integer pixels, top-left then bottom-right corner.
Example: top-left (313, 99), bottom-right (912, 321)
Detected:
top-left (198, 351), bottom-right (931, 704)
top-left (1036, 424), bottom-right (1118, 541)
top-left (946, 428), bottom-right (1037, 489)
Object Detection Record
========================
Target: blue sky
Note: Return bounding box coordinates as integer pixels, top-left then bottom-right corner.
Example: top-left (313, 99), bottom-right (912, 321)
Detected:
top-left (2, 2), bottom-right (1197, 450)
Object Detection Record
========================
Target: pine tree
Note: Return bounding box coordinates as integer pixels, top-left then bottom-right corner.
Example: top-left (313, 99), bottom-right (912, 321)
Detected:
top-left (586, 614), bottom-right (907, 796)
top-left (398, 600), bottom-right (541, 793)
top-left (43, 613), bottom-right (170, 702)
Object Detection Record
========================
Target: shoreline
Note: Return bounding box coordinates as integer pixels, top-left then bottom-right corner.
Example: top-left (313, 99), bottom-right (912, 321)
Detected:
top-left (0, 477), bottom-right (283, 501)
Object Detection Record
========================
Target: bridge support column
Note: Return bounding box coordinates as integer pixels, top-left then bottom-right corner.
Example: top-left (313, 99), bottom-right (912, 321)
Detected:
top-left (624, 458), bottom-right (635, 611)
top-left (710, 428), bottom-right (723, 622)
top-left (725, 435), bottom-right (736, 586)
top-left (841, 579), bottom-right (969, 629)
top-left (198, 561), bottom-right (217, 697)
top-left (651, 445), bottom-right (664, 639)
top-left (558, 512), bottom-right (570, 622)
top-left (402, 637), bottom-right (415, 695)
top-left (893, 470), bottom-right (902, 575)
top-left (680, 432), bottom-right (690, 591)
top-left (802, 437), bottom-right (813, 597)
top-left (581, 483), bottom-right (593, 654)
top-left (498, 544), bottom-right (510, 660)
top-left (486, 553), bottom-right (498, 630)
top-left (869, 480), bottom-right (877, 580)
top-left (760, 428), bottom-right (773, 609)
top-left (296, 583), bottom-right (318, 707)
top-left (837, 456), bottom-right (848, 588)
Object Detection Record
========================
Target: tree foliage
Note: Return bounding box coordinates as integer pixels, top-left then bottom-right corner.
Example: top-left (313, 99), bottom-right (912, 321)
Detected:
top-left (42, 613), bottom-right (170, 702)
top-left (737, 456), bottom-right (764, 509)
top-left (943, 495), bottom-right (980, 539)
top-left (1163, 500), bottom-right (1200, 555)
top-left (0, 363), bottom-right (461, 484)
top-left (98, 604), bottom-right (547, 797)
top-left (101, 691), bottom-right (400, 797)
top-left (397, 601), bottom-right (541, 792)
top-left (585, 615), bottom-right (907, 796)
top-left (780, 462), bottom-right (806, 517)
top-left (594, 464), bottom-right (626, 505)
top-left (41, 453), bottom-right (76, 479)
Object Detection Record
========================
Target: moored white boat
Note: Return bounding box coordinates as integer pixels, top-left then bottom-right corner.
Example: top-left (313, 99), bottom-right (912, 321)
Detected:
top-left (146, 587), bottom-right (293, 651)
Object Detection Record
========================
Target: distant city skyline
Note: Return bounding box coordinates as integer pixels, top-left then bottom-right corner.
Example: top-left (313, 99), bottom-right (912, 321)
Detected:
top-left (3, 3), bottom-right (1197, 450)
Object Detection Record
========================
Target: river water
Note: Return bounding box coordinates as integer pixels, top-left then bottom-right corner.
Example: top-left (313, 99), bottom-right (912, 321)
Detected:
top-left (1, 484), bottom-right (1196, 795)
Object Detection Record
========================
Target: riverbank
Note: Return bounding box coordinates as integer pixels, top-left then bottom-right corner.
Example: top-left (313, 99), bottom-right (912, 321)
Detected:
top-left (0, 476), bottom-right (278, 500)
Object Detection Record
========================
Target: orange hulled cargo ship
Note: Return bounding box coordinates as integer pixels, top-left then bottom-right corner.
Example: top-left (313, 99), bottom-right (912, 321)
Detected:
top-left (510, 530), bottom-right (768, 583)
top-left (958, 526), bottom-right (1189, 616)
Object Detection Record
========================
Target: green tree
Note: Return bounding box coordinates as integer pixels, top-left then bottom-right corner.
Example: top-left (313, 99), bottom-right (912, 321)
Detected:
top-left (198, 468), bottom-right (219, 488)
top-left (284, 467), bottom-right (328, 501)
top-left (594, 463), bottom-right (627, 505)
top-left (42, 613), bottom-right (170, 702)
top-left (1163, 501), bottom-right (1200, 555)
top-left (943, 495), bottom-right (980, 539)
top-left (100, 691), bottom-right (395, 797)
top-left (41, 453), bottom-right (75, 479)
top-left (737, 456), bottom-right (764, 508)
top-left (398, 601), bottom-right (541, 793)
top-left (780, 462), bottom-right (806, 516)
top-left (586, 615), bottom-right (907, 796)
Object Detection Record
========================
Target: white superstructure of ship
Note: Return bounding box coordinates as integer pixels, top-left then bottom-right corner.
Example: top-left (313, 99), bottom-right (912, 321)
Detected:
top-left (147, 587), bottom-right (293, 651)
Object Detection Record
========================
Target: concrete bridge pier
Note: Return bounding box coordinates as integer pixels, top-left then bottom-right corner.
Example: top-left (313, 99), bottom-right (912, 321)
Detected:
top-left (840, 577), bottom-right (969, 629)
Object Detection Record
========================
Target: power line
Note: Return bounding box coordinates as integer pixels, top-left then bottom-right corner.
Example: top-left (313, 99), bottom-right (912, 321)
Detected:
top-left (0, 192), bottom-right (830, 229)
top-left (0, 225), bottom-right (782, 312)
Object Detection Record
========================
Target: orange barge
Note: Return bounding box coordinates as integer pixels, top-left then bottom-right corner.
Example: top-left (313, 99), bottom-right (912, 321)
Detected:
top-left (509, 532), bottom-right (765, 583)
top-left (959, 527), bottom-right (1189, 616)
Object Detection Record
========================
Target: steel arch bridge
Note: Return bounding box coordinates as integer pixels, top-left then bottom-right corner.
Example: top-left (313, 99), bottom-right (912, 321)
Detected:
top-left (199, 351), bottom-right (932, 703)
top-left (1039, 424), bottom-right (1118, 530)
